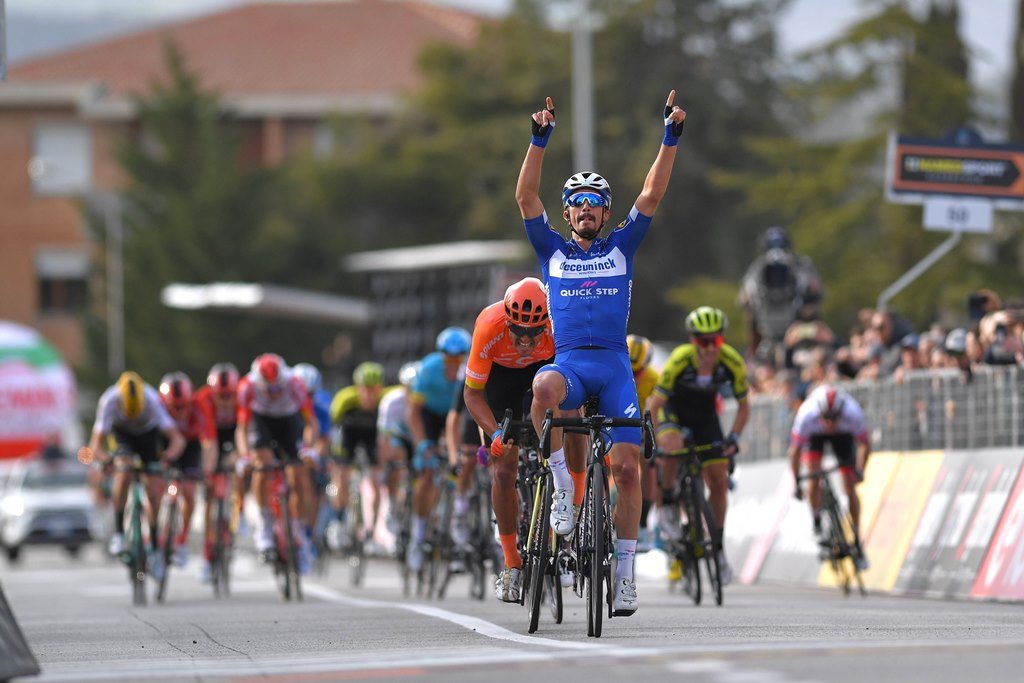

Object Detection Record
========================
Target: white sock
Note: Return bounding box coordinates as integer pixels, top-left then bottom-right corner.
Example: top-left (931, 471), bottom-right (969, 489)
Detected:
top-left (547, 448), bottom-right (573, 492)
top-left (615, 539), bottom-right (637, 582)
top-left (412, 515), bottom-right (427, 543)
top-left (454, 493), bottom-right (469, 516)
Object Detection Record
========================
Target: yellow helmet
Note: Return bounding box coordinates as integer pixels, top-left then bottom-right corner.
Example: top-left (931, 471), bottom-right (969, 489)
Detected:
top-left (626, 334), bottom-right (653, 372)
top-left (117, 371), bottom-right (146, 420)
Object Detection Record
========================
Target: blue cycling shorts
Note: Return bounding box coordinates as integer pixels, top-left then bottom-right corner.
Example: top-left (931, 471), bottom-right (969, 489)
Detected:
top-left (537, 348), bottom-right (641, 445)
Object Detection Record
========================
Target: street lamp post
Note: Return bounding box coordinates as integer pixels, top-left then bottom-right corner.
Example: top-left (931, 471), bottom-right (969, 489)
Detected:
top-left (101, 195), bottom-right (125, 376)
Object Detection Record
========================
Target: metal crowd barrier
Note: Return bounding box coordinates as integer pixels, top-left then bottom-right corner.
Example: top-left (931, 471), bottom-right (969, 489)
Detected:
top-left (725, 365), bottom-right (1024, 462)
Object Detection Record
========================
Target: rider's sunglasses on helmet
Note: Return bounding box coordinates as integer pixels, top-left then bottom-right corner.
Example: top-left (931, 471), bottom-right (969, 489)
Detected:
top-left (508, 323), bottom-right (545, 339)
top-left (694, 334), bottom-right (723, 349)
top-left (565, 191), bottom-right (607, 208)
top-left (821, 410), bottom-right (842, 422)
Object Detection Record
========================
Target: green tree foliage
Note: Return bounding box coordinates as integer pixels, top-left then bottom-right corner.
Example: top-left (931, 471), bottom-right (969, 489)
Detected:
top-left (85, 44), bottom-right (339, 386)
top-left (715, 0), bottom-right (1006, 335)
top-left (297, 0), bottom-right (791, 342)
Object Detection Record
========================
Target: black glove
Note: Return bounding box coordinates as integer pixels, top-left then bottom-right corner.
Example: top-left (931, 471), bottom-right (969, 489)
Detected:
top-left (794, 485), bottom-right (804, 501)
top-left (531, 105), bottom-right (556, 147)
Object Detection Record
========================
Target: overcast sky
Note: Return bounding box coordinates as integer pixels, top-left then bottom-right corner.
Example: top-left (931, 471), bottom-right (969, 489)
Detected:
top-left (6, 0), bottom-right (1018, 88)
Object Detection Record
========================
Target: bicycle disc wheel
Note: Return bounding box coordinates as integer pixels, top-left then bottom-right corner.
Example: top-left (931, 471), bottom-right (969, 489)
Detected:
top-left (587, 461), bottom-right (605, 638)
top-left (528, 475), bottom-right (551, 633)
top-left (156, 497), bottom-right (177, 604)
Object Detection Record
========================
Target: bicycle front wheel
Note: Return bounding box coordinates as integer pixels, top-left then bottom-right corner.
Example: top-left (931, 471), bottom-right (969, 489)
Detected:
top-left (126, 491), bottom-right (147, 607)
top-left (156, 496), bottom-right (177, 604)
top-left (699, 495), bottom-right (723, 606)
top-left (587, 461), bottom-right (605, 638)
top-left (527, 474), bottom-right (551, 634)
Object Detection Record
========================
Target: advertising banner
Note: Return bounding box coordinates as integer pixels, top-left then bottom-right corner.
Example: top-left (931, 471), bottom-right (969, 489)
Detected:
top-left (897, 450), bottom-right (1023, 598)
top-left (971, 459), bottom-right (1024, 600)
top-left (885, 128), bottom-right (1024, 208)
top-left (859, 451), bottom-right (944, 591)
top-left (725, 459), bottom-right (789, 585)
top-left (0, 321), bottom-right (76, 459)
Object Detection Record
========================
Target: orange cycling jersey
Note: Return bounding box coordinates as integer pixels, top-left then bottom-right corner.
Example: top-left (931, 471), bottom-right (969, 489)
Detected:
top-left (465, 301), bottom-right (555, 390)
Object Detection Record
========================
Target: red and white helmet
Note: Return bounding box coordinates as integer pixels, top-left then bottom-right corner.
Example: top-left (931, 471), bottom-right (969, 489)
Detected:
top-left (252, 353), bottom-right (287, 388)
top-left (159, 372), bottom-right (193, 409)
top-left (815, 385), bottom-right (846, 420)
top-left (207, 362), bottom-right (239, 397)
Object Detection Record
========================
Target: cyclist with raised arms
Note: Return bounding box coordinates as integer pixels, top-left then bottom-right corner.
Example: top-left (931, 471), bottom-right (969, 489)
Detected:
top-left (327, 361), bottom-right (386, 551)
top-left (627, 334), bottom-right (660, 553)
top-left (646, 306), bottom-right (748, 585)
top-left (89, 371), bottom-right (185, 557)
top-left (406, 327), bottom-right (472, 572)
top-left (461, 277), bottom-right (555, 602)
top-left (789, 384), bottom-right (870, 570)
top-left (236, 353), bottom-right (318, 572)
top-left (515, 90), bottom-right (687, 616)
top-left (158, 372), bottom-right (215, 568)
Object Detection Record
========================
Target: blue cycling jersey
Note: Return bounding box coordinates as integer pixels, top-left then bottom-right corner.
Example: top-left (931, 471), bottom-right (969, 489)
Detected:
top-left (411, 352), bottom-right (461, 417)
top-left (524, 205), bottom-right (652, 353)
top-left (312, 389), bottom-right (332, 438)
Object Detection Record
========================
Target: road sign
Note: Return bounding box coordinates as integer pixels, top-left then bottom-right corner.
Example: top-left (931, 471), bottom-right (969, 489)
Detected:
top-left (885, 128), bottom-right (1024, 210)
top-left (923, 197), bottom-right (993, 233)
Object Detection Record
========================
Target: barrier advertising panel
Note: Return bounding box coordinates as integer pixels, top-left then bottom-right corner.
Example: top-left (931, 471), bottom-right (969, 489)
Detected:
top-left (859, 451), bottom-right (944, 591)
top-left (897, 450), bottom-right (1023, 597)
top-left (725, 459), bottom-right (790, 585)
top-left (971, 458), bottom-right (1024, 600)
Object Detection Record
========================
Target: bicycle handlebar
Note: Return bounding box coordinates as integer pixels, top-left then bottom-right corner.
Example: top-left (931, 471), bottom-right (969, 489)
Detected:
top-left (540, 409), bottom-right (657, 461)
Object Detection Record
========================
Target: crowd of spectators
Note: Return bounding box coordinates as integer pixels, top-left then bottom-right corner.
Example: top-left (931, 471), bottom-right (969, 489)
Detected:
top-left (745, 289), bottom-right (1024, 404)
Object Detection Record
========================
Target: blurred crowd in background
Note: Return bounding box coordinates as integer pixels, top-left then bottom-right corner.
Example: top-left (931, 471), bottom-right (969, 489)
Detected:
top-left (735, 227), bottom-right (1023, 406)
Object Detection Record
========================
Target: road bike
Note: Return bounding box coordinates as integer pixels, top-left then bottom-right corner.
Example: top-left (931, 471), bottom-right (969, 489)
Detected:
top-left (799, 467), bottom-right (867, 597)
top-left (392, 458), bottom-right (417, 597)
top-left (154, 466), bottom-right (183, 604)
top-left (207, 464), bottom-right (235, 598)
top-left (495, 411), bottom-right (563, 631)
top-left (115, 453), bottom-right (153, 607)
top-left (659, 442), bottom-right (724, 606)
top-left (342, 445), bottom-right (373, 588)
top-left (539, 404), bottom-right (655, 638)
top-left (422, 461), bottom-right (458, 600)
top-left (257, 455), bottom-right (303, 602)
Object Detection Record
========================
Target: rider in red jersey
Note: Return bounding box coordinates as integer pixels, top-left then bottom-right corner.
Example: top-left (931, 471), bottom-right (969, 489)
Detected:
top-left (158, 372), bottom-right (216, 568)
top-left (195, 362), bottom-right (240, 581)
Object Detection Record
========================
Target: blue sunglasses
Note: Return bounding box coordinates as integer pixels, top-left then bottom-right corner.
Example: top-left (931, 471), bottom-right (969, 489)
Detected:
top-left (565, 191), bottom-right (607, 208)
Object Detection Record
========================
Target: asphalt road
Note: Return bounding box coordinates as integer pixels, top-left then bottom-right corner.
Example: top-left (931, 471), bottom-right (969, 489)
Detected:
top-left (3, 544), bottom-right (1024, 683)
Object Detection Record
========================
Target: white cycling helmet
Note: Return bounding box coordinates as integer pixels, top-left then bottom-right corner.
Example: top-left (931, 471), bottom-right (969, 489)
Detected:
top-left (562, 171), bottom-right (612, 207)
top-left (815, 385), bottom-right (847, 420)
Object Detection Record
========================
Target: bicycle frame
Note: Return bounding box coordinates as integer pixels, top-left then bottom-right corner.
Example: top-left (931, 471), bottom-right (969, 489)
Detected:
top-left (208, 467), bottom-right (234, 598)
top-left (798, 467), bottom-right (866, 597)
top-left (118, 455), bottom-right (151, 607)
top-left (258, 457), bottom-right (303, 602)
top-left (155, 466), bottom-right (183, 604)
top-left (539, 407), bottom-right (655, 638)
top-left (659, 442), bottom-right (724, 606)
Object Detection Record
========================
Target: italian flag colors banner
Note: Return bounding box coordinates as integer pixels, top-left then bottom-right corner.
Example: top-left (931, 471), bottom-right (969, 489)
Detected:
top-left (0, 322), bottom-right (76, 459)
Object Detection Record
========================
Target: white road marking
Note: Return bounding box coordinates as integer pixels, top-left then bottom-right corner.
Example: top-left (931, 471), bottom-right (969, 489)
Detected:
top-left (303, 583), bottom-right (603, 651)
